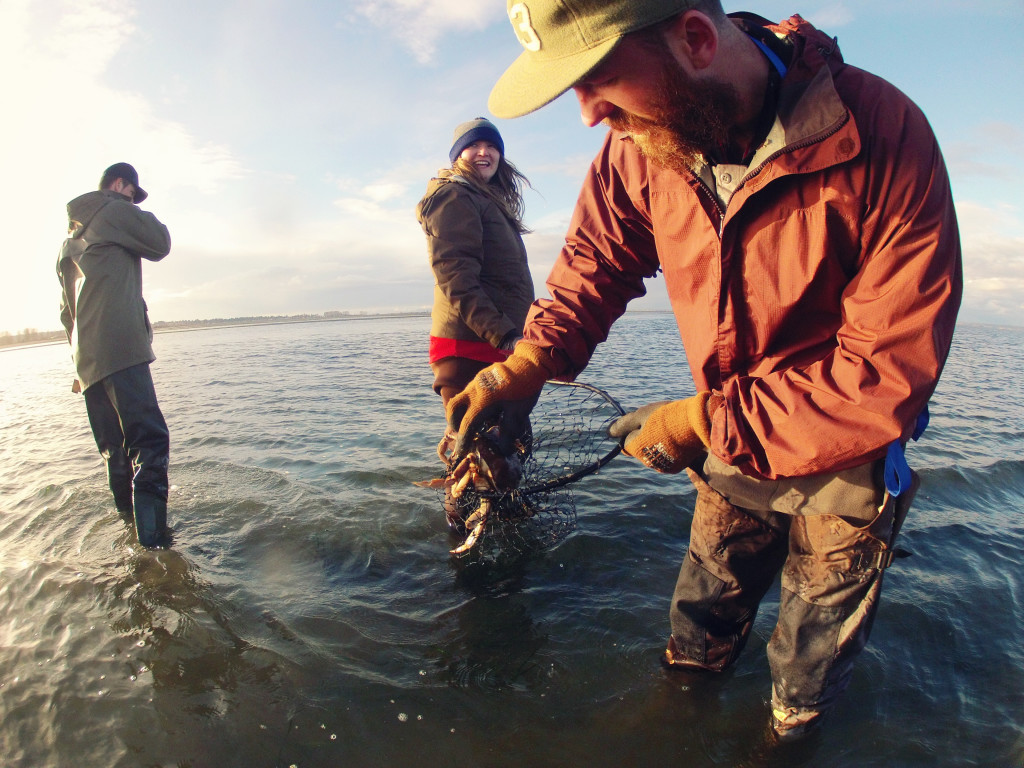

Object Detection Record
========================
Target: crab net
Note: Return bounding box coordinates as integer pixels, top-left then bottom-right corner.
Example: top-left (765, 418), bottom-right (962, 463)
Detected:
top-left (441, 380), bottom-right (625, 561)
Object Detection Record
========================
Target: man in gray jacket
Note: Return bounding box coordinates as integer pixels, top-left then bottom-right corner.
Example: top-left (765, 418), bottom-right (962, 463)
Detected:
top-left (57, 162), bottom-right (172, 548)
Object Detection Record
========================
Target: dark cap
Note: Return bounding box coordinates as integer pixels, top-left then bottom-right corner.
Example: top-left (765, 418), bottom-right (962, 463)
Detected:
top-left (99, 162), bottom-right (148, 203)
top-left (449, 118), bottom-right (505, 164)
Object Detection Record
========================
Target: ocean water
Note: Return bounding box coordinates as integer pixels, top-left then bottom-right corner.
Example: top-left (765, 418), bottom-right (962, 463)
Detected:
top-left (0, 314), bottom-right (1021, 768)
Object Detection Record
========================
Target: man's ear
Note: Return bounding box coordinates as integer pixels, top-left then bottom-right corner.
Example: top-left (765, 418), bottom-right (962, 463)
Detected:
top-left (665, 10), bottom-right (719, 70)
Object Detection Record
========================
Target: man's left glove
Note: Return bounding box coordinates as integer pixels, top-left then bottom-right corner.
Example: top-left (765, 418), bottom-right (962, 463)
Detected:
top-left (447, 342), bottom-right (562, 459)
top-left (608, 393), bottom-right (719, 474)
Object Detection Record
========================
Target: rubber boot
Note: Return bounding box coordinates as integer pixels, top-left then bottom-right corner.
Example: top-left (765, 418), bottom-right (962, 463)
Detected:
top-left (106, 451), bottom-right (134, 516)
top-left (132, 491), bottom-right (168, 548)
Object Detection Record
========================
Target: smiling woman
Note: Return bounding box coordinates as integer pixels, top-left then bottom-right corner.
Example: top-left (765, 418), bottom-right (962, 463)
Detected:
top-left (415, 117), bottom-right (536, 529)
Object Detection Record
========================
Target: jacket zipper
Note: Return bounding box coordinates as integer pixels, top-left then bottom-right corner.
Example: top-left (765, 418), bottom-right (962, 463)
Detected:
top-left (737, 109), bottom-right (852, 202)
top-left (693, 177), bottom-right (726, 239)
top-left (692, 109), bottom-right (852, 241)
top-left (747, 110), bottom-right (850, 183)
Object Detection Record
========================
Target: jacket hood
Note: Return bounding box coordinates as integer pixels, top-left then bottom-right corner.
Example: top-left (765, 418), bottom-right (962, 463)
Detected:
top-left (423, 168), bottom-right (471, 195)
top-left (417, 169), bottom-right (476, 224)
top-left (771, 14), bottom-right (844, 65)
top-left (66, 190), bottom-right (118, 237)
top-left (422, 170), bottom-right (450, 199)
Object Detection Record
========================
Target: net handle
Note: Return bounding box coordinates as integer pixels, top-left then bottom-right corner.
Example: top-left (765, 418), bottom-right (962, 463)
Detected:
top-left (516, 380), bottom-right (626, 495)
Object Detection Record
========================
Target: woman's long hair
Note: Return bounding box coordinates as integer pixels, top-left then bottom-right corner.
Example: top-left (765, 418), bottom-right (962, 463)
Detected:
top-left (452, 155), bottom-right (532, 234)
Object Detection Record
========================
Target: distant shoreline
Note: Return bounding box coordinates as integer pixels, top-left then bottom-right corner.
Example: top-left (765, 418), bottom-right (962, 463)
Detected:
top-left (3, 312), bottom-right (1015, 353)
top-left (152, 311), bottom-right (431, 335)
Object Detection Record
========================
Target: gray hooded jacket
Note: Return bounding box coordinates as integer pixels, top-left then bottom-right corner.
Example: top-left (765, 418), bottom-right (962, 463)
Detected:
top-left (57, 190), bottom-right (171, 391)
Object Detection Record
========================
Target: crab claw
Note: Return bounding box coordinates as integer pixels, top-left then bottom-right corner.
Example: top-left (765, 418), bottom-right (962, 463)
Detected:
top-left (450, 460), bottom-right (478, 499)
top-left (450, 499), bottom-right (491, 555)
top-left (437, 429), bottom-right (457, 464)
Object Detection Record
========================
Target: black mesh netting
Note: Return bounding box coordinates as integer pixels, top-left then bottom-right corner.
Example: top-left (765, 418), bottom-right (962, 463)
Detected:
top-left (430, 380), bottom-right (625, 560)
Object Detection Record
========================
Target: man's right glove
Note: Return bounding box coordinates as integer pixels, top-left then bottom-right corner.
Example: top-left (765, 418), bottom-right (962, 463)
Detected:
top-left (607, 393), bottom-right (718, 474)
top-left (446, 342), bottom-right (562, 459)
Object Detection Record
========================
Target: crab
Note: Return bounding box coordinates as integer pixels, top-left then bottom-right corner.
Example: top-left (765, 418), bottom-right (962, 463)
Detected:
top-left (414, 424), bottom-right (525, 555)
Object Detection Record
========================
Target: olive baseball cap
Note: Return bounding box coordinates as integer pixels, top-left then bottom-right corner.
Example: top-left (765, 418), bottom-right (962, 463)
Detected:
top-left (488, 0), bottom-right (701, 118)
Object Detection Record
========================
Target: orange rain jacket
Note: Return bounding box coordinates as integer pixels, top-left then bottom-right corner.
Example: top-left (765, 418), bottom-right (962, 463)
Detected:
top-left (524, 15), bottom-right (963, 480)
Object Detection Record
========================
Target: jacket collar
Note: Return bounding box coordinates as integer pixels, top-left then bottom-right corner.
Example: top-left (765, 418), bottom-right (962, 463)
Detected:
top-left (693, 15), bottom-right (859, 183)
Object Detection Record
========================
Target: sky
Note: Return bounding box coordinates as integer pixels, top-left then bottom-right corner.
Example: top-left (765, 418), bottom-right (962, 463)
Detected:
top-left (2, 0), bottom-right (1022, 335)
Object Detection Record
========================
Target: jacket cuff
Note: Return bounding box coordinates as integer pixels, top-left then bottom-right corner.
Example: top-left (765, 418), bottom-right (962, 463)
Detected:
top-left (498, 329), bottom-right (522, 351)
top-left (707, 391), bottom-right (725, 418)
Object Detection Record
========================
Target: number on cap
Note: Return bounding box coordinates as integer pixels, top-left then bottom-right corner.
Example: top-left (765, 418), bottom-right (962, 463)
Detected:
top-left (509, 3), bottom-right (541, 52)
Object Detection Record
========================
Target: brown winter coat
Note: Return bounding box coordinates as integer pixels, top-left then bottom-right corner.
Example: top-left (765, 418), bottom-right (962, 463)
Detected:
top-left (417, 171), bottom-right (533, 350)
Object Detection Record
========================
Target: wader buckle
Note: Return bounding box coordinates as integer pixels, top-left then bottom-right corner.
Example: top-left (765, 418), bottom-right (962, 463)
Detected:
top-left (853, 546), bottom-right (912, 572)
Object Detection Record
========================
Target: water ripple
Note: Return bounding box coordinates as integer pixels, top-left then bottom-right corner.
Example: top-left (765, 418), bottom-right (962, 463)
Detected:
top-left (0, 318), bottom-right (1021, 767)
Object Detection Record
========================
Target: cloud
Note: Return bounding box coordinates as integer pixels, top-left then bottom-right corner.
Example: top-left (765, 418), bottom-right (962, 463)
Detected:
top-left (959, 279), bottom-right (1024, 327)
top-left (944, 122), bottom-right (1024, 182)
top-left (25, 0), bottom-right (135, 76)
top-left (146, 239), bottom-right (433, 321)
top-left (800, 3), bottom-right (855, 29)
top-left (4, 0), bottom-right (1020, 337)
top-left (796, 0), bottom-right (1019, 19)
top-left (351, 0), bottom-right (505, 63)
top-left (0, 0), bottom-right (251, 331)
top-left (957, 199), bottom-right (1024, 248)
top-left (529, 154), bottom-right (599, 180)
top-left (362, 182), bottom-right (409, 203)
top-left (1, 0), bottom-right (245, 197)
top-left (955, 200), bottom-right (1024, 325)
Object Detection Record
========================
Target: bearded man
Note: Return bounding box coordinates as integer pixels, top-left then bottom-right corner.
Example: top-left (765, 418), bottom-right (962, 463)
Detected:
top-left (448, 0), bottom-right (962, 741)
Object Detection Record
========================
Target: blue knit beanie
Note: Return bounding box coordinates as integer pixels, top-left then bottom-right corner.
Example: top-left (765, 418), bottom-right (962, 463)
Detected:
top-left (449, 118), bottom-right (504, 164)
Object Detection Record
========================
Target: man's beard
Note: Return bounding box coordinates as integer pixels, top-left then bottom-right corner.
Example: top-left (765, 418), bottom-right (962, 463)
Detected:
top-left (606, 57), bottom-right (742, 173)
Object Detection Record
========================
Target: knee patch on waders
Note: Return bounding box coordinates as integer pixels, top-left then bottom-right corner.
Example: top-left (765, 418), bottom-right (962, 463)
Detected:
top-left (668, 553), bottom-right (753, 670)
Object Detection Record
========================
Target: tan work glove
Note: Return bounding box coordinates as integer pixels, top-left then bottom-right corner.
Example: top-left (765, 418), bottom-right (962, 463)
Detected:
top-left (447, 342), bottom-right (561, 459)
top-left (608, 393), bottom-right (718, 474)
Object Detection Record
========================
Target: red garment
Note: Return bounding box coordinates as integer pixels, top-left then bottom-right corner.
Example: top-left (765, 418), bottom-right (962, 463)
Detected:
top-left (429, 335), bottom-right (510, 364)
top-left (524, 15), bottom-right (962, 479)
